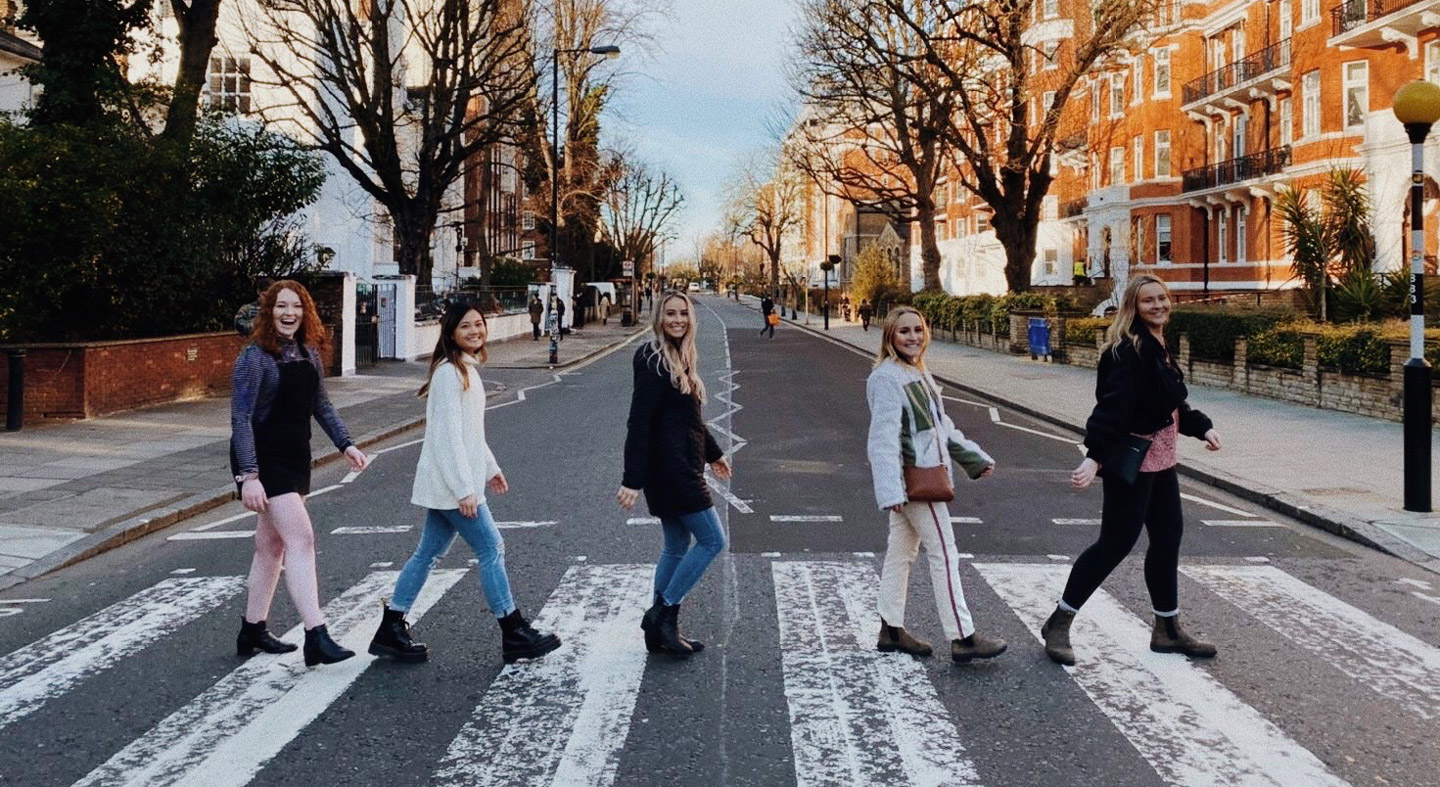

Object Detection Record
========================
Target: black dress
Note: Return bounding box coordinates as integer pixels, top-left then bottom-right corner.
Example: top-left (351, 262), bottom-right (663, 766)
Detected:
top-left (622, 344), bottom-right (724, 518)
top-left (230, 358), bottom-right (320, 496)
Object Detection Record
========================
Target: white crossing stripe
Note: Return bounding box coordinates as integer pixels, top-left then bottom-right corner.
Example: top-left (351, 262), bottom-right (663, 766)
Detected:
top-left (1179, 493), bottom-right (1256, 518)
top-left (1052, 518), bottom-right (1100, 525)
top-left (168, 531), bottom-right (256, 541)
top-left (0, 577), bottom-right (243, 731)
top-left (1201, 519), bottom-right (1281, 527)
top-left (975, 563), bottom-right (1347, 787)
top-left (75, 569), bottom-right (464, 787)
top-left (496, 521), bottom-right (558, 529)
top-left (330, 525), bottom-right (412, 535)
top-left (190, 511), bottom-right (255, 532)
top-left (626, 517), bottom-right (660, 525)
top-left (771, 561), bottom-right (982, 787)
top-left (431, 563), bottom-right (652, 787)
top-left (769, 515), bottom-right (844, 523)
top-left (951, 516), bottom-right (983, 524)
top-left (1182, 564), bottom-right (1440, 720)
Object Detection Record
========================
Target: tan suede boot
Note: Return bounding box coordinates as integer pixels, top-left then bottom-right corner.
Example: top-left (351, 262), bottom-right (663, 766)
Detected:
top-left (1150, 615), bottom-right (1217, 658)
top-left (1041, 607), bottom-right (1076, 666)
top-left (876, 622), bottom-right (934, 657)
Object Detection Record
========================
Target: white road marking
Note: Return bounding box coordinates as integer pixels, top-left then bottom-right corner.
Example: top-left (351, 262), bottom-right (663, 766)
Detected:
top-left (431, 564), bottom-right (653, 787)
top-left (169, 569), bottom-right (196, 575)
top-left (994, 420), bottom-right (1079, 444)
top-left (770, 515), bottom-right (844, 523)
top-left (771, 561), bottom-right (982, 787)
top-left (0, 610), bottom-right (19, 618)
top-left (1183, 565), bottom-right (1440, 720)
top-left (330, 525), bottom-right (412, 535)
top-left (762, 552), bottom-right (782, 558)
top-left (340, 471), bottom-right (360, 484)
top-left (190, 511), bottom-right (256, 532)
top-left (0, 598), bottom-right (49, 604)
top-left (976, 563), bottom-right (1348, 787)
top-left (1201, 519), bottom-right (1282, 528)
top-left (369, 562), bottom-right (394, 568)
top-left (707, 477), bottom-right (754, 514)
top-left (305, 483), bottom-right (342, 499)
top-left (988, 407), bottom-right (1001, 422)
top-left (1179, 492), bottom-right (1256, 518)
top-left (1398, 578), bottom-right (1434, 590)
top-left (852, 551), bottom-right (875, 558)
top-left (1053, 518), bottom-right (1101, 525)
top-left (167, 531), bottom-right (256, 541)
top-left (1245, 556), bottom-right (1271, 564)
top-left (0, 577), bottom-right (244, 731)
top-left (955, 553), bottom-right (975, 560)
top-left (1046, 555), bottom-right (1071, 562)
top-left (941, 395), bottom-right (991, 408)
top-left (951, 516), bottom-right (983, 524)
top-left (626, 517), bottom-right (661, 525)
top-left (1413, 592), bottom-right (1440, 608)
top-left (373, 437), bottom-right (424, 455)
top-left (74, 570), bottom-right (464, 787)
top-left (496, 521), bottom-right (558, 529)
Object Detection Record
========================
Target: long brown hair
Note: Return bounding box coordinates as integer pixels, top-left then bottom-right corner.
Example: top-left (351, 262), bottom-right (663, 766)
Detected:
top-left (1102, 274), bottom-right (1172, 358)
top-left (251, 280), bottom-right (330, 359)
top-left (648, 291), bottom-right (706, 402)
top-left (418, 301), bottom-right (487, 397)
top-left (873, 306), bottom-right (930, 370)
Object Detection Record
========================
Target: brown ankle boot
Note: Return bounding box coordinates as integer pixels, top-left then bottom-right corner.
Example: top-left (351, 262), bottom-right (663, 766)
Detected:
top-left (950, 632), bottom-right (1007, 662)
top-left (1150, 615), bottom-right (1217, 658)
top-left (876, 622), bottom-right (933, 657)
top-left (1041, 607), bottom-right (1076, 666)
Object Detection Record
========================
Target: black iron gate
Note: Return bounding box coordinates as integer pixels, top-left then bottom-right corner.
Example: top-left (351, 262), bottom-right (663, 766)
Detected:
top-left (355, 283), bottom-right (379, 368)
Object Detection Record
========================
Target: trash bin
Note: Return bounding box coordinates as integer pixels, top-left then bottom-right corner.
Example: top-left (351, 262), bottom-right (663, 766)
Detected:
top-left (1027, 317), bottom-right (1051, 361)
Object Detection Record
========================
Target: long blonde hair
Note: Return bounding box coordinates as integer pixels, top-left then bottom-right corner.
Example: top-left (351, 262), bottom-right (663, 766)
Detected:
top-left (1102, 274), bottom-right (1172, 358)
top-left (873, 306), bottom-right (930, 370)
top-left (648, 291), bottom-right (707, 402)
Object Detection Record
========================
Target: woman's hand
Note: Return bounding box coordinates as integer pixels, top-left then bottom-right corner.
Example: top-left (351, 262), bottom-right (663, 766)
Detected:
top-left (1203, 429), bottom-right (1223, 452)
top-left (344, 446), bottom-right (369, 472)
top-left (241, 478), bottom-right (268, 513)
top-left (889, 503), bottom-right (905, 513)
top-left (617, 486), bottom-right (641, 510)
top-left (1071, 457), bottom-right (1100, 490)
top-left (488, 471), bottom-right (509, 495)
top-left (457, 494), bottom-right (479, 519)
top-left (978, 464), bottom-right (996, 479)
top-left (710, 458), bottom-right (733, 480)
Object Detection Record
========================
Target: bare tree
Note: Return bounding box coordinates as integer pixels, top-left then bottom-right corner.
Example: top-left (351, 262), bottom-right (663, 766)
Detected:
top-left (728, 157), bottom-right (805, 294)
top-left (243, 0), bottom-right (534, 284)
top-left (787, 0), bottom-right (954, 291)
top-left (600, 154), bottom-right (683, 280)
top-left (881, 0), bottom-right (1156, 292)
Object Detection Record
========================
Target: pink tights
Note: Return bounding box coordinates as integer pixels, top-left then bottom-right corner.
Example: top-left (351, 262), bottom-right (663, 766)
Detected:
top-left (244, 493), bottom-right (326, 629)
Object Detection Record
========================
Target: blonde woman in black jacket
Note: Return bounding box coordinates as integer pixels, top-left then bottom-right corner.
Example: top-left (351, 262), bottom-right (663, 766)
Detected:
top-left (1041, 274), bottom-right (1223, 666)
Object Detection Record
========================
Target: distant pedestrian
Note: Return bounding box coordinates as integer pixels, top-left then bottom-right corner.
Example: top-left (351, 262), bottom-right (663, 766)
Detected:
top-left (1042, 274), bottom-right (1223, 666)
top-left (866, 306), bottom-right (1007, 664)
top-left (858, 299), bottom-right (874, 331)
top-left (369, 302), bottom-right (560, 665)
top-left (233, 277), bottom-right (274, 337)
top-left (618, 291), bottom-right (731, 656)
top-left (555, 295), bottom-right (567, 335)
top-left (841, 293), bottom-right (852, 322)
top-left (231, 280), bottom-right (368, 667)
top-left (760, 294), bottom-right (776, 340)
top-left (528, 295), bottom-right (544, 340)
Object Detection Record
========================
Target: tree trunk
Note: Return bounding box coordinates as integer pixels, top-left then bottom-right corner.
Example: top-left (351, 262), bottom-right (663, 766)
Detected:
top-left (161, 0), bottom-right (222, 144)
top-left (769, 251), bottom-right (781, 295)
top-left (393, 208), bottom-right (436, 286)
top-left (915, 204), bottom-right (942, 291)
top-left (994, 207), bottom-right (1039, 293)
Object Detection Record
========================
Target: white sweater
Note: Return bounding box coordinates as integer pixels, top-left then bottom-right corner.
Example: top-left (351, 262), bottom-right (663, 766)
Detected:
top-left (866, 359), bottom-right (994, 511)
top-left (411, 357), bottom-right (502, 510)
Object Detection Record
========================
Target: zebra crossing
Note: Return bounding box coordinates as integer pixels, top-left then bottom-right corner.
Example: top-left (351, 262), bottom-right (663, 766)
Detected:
top-left (2, 558), bottom-right (1437, 786)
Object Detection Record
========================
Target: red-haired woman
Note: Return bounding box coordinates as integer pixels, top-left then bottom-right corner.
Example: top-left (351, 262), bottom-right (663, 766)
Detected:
top-left (230, 280), bottom-right (369, 667)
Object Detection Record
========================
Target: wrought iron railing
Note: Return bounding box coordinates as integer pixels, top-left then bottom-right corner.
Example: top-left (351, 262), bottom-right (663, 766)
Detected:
top-left (1181, 146), bottom-right (1291, 192)
top-left (1332, 0), bottom-right (1426, 34)
top-left (1182, 38), bottom-right (1291, 105)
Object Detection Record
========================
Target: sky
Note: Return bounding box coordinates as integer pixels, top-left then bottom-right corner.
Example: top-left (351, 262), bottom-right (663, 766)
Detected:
top-left (605, 0), bottom-right (801, 265)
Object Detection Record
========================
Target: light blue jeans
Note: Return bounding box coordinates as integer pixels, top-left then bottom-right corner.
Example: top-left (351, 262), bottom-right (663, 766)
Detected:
top-left (391, 505), bottom-right (516, 618)
top-left (655, 507), bottom-right (727, 605)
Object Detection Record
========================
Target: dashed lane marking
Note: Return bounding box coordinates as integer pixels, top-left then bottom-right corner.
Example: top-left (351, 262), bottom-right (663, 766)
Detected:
top-left (1202, 519), bottom-right (1282, 528)
top-left (626, 517), bottom-right (661, 525)
top-left (1053, 518), bottom-right (1101, 525)
top-left (168, 531), bottom-right (255, 541)
top-left (331, 526), bottom-right (412, 535)
top-left (951, 516), bottom-right (983, 524)
top-left (769, 515), bottom-right (844, 523)
top-left (1180, 492), bottom-right (1257, 518)
top-left (495, 521), bottom-right (557, 529)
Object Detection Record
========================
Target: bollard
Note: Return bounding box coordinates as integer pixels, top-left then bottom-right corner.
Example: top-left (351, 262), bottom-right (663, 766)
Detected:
top-left (5, 349), bottom-right (24, 432)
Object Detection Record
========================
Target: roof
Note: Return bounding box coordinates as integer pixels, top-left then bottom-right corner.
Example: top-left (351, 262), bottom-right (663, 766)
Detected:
top-left (0, 29), bottom-right (41, 64)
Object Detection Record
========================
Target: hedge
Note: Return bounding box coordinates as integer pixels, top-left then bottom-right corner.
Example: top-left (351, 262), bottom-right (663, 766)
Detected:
top-left (1245, 321), bottom-right (1440, 374)
top-left (913, 291), bottom-right (1076, 338)
top-left (1065, 317), bottom-right (1110, 347)
top-left (1165, 308), bottom-right (1294, 363)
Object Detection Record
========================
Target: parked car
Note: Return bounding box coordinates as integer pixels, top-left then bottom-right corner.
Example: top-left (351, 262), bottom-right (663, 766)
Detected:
top-left (687, 281), bottom-right (701, 293)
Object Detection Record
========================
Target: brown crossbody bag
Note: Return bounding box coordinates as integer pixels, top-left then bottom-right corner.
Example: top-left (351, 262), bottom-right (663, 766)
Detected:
top-left (902, 382), bottom-right (954, 503)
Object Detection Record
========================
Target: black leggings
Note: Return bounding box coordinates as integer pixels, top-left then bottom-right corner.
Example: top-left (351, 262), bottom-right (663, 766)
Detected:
top-left (1061, 468), bottom-right (1184, 613)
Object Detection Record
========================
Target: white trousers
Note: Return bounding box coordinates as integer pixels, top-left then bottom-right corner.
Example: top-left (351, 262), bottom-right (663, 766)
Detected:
top-left (877, 501), bottom-right (975, 641)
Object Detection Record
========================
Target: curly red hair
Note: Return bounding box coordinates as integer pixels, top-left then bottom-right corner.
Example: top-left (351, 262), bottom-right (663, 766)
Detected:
top-left (250, 280), bottom-right (330, 359)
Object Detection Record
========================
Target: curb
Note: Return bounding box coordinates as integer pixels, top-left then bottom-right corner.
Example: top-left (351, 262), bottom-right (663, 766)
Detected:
top-left (485, 326), bottom-right (649, 370)
top-left (781, 310), bottom-right (1440, 575)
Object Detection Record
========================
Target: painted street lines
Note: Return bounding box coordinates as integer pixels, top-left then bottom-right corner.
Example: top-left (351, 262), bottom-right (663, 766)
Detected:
top-left (975, 563), bottom-right (1347, 787)
top-left (771, 561), bottom-right (983, 787)
top-left (168, 531), bottom-right (255, 541)
top-left (706, 476), bottom-right (754, 514)
top-left (1179, 493), bottom-right (1256, 518)
top-left (951, 517), bottom-right (983, 525)
top-left (330, 525), bottom-right (412, 535)
top-left (769, 515), bottom-right (844, 523)
top-left (74, 569), bottom-right (465, 787)
top-left (431, 564), bottom-right (653, 787)
top-left (0, 576), bottom-right (244, 731)
top-left (941, 394), bottom-right (1079, 445)
top-left (190, 511), bottom-right (255, 533)
top-left (1201, 520), bottom-right (1282, 528)
top-left (1053, 518), bottom-right (1101, 526)
top-left (496, 521), bottom-right (558, 529)
top-left (626, 517), bottom-right (661, 525)
top-left (1182, 565), bottom-right (1440, 720)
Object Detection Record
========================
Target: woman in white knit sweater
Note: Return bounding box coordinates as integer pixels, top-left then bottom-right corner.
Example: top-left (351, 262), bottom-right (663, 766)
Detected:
top-left (368, 302), bottom-right (560, 664)
top-left (867, 306), bottom-right (1007, 663)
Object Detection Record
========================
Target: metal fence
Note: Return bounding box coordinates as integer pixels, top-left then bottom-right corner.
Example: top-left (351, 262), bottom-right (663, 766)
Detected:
top-left (415, 285), bottom-right (531, 321)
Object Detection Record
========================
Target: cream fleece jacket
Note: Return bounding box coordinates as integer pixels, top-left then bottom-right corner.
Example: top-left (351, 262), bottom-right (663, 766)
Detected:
top-left (411, 357), bottom-right (501, 510)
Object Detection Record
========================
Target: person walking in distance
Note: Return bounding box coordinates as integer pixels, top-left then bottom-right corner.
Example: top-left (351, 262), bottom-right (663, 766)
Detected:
top-left (233, 276), bottom-right (274, 336)
top-left (369, 302), bottom-right (560, 664)
top-left (1041, 274), bottom-right (1223, 666)
top-left (528, 294), bottom-right (544, 340)
top-left (231, 280), bottom-right (369, 667)
top-left (618, 291), bottom-right (732, 656)
top-left (760, 293), bottom-right (777, 340)
top-left (867, 306), bottom-right (1007, 664)
top-left (858, 298), bottom-right (874, 331)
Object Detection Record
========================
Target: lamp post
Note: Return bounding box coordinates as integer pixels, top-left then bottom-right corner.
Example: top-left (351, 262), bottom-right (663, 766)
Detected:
top-left (549, 43), bottom-right (620, 364)
top-left (1393, 80), bottom-right (1440, 512)
top-left (821, 255), bottom-right (839, 330)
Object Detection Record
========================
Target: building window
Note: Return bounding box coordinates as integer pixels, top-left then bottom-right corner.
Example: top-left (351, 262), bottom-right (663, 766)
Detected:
top-left (1091, 152), bottom-right (1101, 189)
top-left (1280, 97), bottom-right (1293, 146)
top-left (1043, 248), bottom-right (1059, 275)
top-left (1131, 60), bottom-right (1142, 105)
top-left (206, 56), bottom-right (252, 114)
top-left (1157, 214), bottom-right (1172, 262)
top-left (1428, 41), bottom-right (1440, 85)
top-left (1132, 216), bottom-right (1146, 263)
top-left (1280, 0), bottom-right (1293, 38)
top-left (1233, 114), bottom-right (1247, 158)
top-left (1218, 210), bottom-right (1229, 263)
top-left (1153, 48), bottom-right (1171, 97)
top-left (1091, 81), bottom-right (1101, 122)
top-left (1044, 0), bottom-right (1058, 18)
top-left (1237, 209), bottom-right (1247, 262)
top-left (1110, 74), bottom-right (1125, 117)
top-left (1133, 135), bottom-right (1144, 181)
top-left (1042, 90), bottom-right (1057, 117)
top-left (976, 213), bottom-right (991, 233)
top-left (1155, 130), bottom-right (1171, 177)
top-left (1109, 146), bottom-right (1125, 184)
top-left (522, 242), bottom-right (536, 260)
top-left (1232, 28), bottom-right (1245, 64)
top-left (522, 213), bottom-right (536, 230)
top-left (1043, 40), bottom-right (1058, 70)
top-left (1302, 70), bottom-right (1320, 137)
top-left (1301, 0), bottom-right (1319, 26)
top-left (1344, 61), bottom-right (1368, 130)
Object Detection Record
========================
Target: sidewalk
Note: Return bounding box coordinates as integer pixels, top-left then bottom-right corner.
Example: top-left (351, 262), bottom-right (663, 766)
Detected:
top-left (755, 297), bottom-right (1440, 574)
top-left (0, 319), bottom-right (644, 590)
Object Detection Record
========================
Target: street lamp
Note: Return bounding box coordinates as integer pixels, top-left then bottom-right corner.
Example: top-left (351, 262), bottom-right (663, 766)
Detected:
top-left (549, 43), bottom-right (620, 364)
top-left (1393, 79), bottom-right (1440, 512)
top-left (821, 255), bottom-right (840, 330)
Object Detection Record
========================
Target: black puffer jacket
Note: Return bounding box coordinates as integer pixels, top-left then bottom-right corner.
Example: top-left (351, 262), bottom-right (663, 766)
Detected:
top-left (1084, 331), bottom-right (1213, 474)
top-left (622, 344), bottom-right (724, 517)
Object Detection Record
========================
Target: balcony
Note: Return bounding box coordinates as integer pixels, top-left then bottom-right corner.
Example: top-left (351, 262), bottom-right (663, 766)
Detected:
top-left (1181, 38), bottom-right (1291, 109)
top-left (1181, 146), bottom-right (1291, 193)
top-left (1331, 0), bottom-right (1440, 50)
top-left (1060, 197), bottom-right (1088, 219)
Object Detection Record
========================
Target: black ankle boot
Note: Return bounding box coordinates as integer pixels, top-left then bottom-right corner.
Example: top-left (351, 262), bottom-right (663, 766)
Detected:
top-left (368, 603), bottom-right (428, 663)
top-left (652, 603), bottom-right (693, 656)
top-left (236, 617), bottom-right (297, 656)
top-left (498, 610), bottom-right (561, 663)
top-left (303, 623), bottom-right (355, 667)
top-left (643, 593), bottom-right (704, 653)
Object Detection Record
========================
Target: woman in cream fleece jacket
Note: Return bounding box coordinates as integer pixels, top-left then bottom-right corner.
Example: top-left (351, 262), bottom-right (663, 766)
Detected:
top-left (867, 306), bottom-right (1008, 664)
top-left (368, 302), bottom-right (560, 665)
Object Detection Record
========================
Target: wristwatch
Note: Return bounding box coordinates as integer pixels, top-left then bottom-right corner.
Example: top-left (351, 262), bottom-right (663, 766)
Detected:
top-left (235, 472), bottom-right (258, 484)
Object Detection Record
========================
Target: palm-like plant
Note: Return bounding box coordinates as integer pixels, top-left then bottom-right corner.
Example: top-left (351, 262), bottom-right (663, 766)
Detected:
top-left (1275, 186), bottom-right (1331, 320)
top-left (1323, 168), bottom-right (1377, 279)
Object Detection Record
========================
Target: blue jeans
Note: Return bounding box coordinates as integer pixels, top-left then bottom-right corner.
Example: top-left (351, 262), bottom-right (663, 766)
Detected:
top-left (391, 505), bottom-right (516, 618)
top-left (654, 507), bottom-right (727, 605)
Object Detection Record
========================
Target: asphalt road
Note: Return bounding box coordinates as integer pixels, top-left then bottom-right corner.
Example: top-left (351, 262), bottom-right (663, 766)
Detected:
top-left (2, 295), bottom-right (1438, 787)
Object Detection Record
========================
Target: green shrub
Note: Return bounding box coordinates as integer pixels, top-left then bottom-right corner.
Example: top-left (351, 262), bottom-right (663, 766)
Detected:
top-left (1166, 307), bottom-right (1294, 362)
top-left (1065, 317), bottom-right (1110, 347)
top-left (1246, 327), bottom-right (1304, 369)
